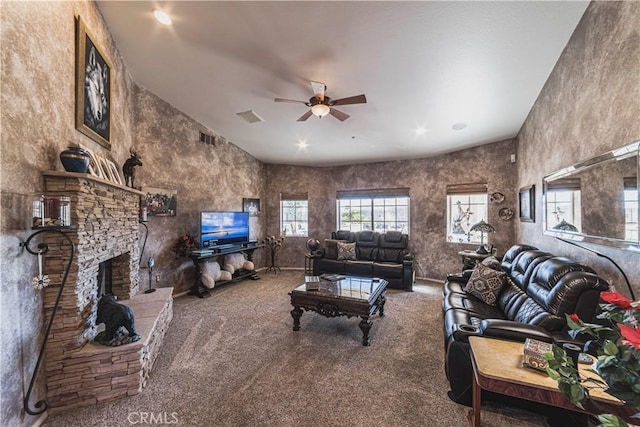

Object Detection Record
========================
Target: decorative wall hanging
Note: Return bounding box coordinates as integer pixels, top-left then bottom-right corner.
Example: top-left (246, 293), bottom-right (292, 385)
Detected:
top-left (489, 192), bottom-right (505, 204)
top-left (519, 185), bottom-right (535, 222)
top-left (143, 187), bottom-right (177, 217)
top-left (75, 16), bottom-right (111, 149)
top-left (499, 207), bottom-right (515, 221)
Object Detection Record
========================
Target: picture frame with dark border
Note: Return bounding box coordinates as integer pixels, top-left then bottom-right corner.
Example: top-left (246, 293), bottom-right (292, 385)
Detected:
top-left (242, 198), bottom-right (260, 217)
top-left (75, 16), bottom-right (111, 150)
top-left (519, 185), bottom-right (535, 222)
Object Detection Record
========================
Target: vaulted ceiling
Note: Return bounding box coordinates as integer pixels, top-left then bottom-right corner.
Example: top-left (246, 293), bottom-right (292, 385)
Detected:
top-left (97, 1), bottom-right (589, 166)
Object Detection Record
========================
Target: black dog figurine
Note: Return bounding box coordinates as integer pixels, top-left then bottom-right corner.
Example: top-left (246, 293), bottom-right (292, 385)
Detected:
top-left (122, 148), bottom-right (142, 188)
top-left (95, 294), bottom-right (141, 346)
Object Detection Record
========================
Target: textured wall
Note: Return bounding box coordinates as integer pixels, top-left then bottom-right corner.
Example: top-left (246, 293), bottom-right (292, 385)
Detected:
top-left (516, 1), bottom-right (640, 297)
top-left (0, 2), bottom-right (264, 425)
top-left (265, 139), bottom-right (518, 280)
top-left (1, 2), bottom-right (136, 426)
top-left (132, 85), bottom-right (266, 295)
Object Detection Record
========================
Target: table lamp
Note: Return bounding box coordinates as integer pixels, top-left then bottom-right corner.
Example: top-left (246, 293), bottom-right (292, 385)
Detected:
top-left (552, 220), bottom-right (578, 232)
top-left (470, 220), bottom-right (495, 254)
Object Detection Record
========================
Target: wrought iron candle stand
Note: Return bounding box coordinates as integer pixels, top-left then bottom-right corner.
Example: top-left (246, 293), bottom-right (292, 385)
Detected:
top-left (20, 228), bottom-right (75, 415)
top-left (264, 235), bottom-right (284, 274)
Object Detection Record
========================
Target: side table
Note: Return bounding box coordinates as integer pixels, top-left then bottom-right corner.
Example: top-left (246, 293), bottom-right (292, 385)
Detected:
top-left (468, 336), bottom-right (632, 427)
top-left (304, 253), bottom-right (321, 275)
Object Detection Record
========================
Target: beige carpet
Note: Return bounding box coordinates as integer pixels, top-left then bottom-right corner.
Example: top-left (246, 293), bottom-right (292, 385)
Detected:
top-left (44, 271), bottom-right (547, 427)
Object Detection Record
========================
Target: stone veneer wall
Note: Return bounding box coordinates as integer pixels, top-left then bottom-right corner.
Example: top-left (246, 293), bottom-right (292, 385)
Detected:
top-left (39, 172), bottom-right (173, 410)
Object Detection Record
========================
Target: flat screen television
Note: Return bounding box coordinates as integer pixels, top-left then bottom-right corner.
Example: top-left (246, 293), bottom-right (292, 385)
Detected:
top-left (200, 211), bottom-right (250, 249)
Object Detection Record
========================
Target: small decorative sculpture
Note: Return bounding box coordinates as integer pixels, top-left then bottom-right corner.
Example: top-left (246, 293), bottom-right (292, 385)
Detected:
top-left (95, 294), bottom-right (141, 346)
top-left (122, 147), bottom-right (142, 188)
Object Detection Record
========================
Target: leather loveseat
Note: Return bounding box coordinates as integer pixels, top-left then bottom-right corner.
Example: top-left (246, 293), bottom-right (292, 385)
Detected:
top-left (312, 230), bottom-right (414, 291)
top-left (442, 244), bottom-right (609, 407)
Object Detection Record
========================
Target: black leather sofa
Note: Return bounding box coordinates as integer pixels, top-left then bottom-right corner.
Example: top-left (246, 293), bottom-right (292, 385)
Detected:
top-left (442, 244), bottom-right (609, 409)
top-left (312, 230), bottom-right (414, 291)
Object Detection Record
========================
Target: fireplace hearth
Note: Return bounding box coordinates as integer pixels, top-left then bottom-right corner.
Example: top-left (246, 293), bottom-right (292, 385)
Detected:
top-left (38, 171), bottom-right (173, 412)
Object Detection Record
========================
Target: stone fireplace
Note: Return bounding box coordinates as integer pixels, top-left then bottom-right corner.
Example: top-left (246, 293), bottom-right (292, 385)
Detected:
top-left (40, 172), bottom-right (173, 411)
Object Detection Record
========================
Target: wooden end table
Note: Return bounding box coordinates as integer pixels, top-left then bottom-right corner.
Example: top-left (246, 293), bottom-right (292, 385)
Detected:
top-left (289, 276), bottom-right (387, 346)
top-left (468, 336), bottom-right (633, 427)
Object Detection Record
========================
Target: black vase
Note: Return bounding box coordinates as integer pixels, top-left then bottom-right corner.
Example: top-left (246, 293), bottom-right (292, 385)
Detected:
top-left (60, 146), bottom-right (90, 173)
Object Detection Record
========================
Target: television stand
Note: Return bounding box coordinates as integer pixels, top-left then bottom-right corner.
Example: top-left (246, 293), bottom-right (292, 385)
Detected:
top-left (187, 244), bottom-right (263, 298)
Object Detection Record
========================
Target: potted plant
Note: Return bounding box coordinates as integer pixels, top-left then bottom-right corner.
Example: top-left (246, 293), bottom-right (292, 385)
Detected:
top-left (544, 292), bottom-right (640, 427)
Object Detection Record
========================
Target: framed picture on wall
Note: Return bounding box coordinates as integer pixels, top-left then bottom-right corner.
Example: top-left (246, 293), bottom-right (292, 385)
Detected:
top-left (243, 198), bottom-right (260, 217)
top-left (519, 185), bottom-right (535, 222)
top-left (75, 16), bottom-right (111, 150)
top-left (143, 187), bottom-right (177, 217)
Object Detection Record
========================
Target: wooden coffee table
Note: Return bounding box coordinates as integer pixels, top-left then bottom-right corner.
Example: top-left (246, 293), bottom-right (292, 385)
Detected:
top-left (289, 276), bottom-right (388, 346)
top-left (468, 336), bottom-right (632, 427)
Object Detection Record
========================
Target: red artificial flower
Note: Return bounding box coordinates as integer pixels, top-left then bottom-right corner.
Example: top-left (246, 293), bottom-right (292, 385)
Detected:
top-left (569, 313), bottom-right (581, 323)
top-left (600, 292), bottom-right (634, 310)
top-left (618, 323), bottom-right (640, 350)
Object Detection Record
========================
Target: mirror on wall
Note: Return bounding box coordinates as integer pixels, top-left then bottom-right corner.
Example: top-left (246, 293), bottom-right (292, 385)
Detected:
top-left (543, 141), bottom-right (639, 251)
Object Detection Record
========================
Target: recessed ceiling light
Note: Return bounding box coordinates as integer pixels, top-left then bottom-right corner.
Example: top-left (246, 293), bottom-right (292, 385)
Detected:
top-left (452, 122), bottom-right (467, 131)
top-left (415, 126), bottom-right (427, 136)
top-left (297, 140), bottom-right (308, 149)
top-left (153, 10), bottom-right (172, 26)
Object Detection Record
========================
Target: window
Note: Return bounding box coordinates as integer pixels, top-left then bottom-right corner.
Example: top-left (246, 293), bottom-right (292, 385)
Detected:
top-left (546, 178), bottom-right (581, 231)
top-left (280, 193), bottom-right (308, 237)
top-left (336, 189), bottom-right (409, 234)
top-left (624, 177), bottom-right (638, 241)
top-left (446, 183), bottom-right (488, 244)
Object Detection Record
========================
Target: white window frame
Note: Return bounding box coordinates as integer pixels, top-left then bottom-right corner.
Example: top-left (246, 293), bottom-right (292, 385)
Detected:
top-left (280, 193), bottom-right (308, 237)
top-left (336, 189), bottom-right (410, 234)
top-left (446, 183), bottom-right (488, 245)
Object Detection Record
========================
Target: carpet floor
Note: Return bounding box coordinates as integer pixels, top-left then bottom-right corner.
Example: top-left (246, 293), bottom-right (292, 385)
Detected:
top-left (44, 271), bottom-right (547, 427)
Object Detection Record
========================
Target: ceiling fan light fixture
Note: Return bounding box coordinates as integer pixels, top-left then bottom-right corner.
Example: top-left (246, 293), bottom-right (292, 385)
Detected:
top-left (311, 104), bottom-right (330, 118)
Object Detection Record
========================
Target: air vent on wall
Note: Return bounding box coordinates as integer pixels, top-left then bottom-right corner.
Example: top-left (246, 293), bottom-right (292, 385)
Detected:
top-left (199, 131), bottom-right (215, 145)
top-left (236, 110), bottom-right (264, 124)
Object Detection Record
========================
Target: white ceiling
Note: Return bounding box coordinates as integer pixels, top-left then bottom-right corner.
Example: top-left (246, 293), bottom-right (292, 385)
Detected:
top-left (97, 1), bottom-right (589, 167)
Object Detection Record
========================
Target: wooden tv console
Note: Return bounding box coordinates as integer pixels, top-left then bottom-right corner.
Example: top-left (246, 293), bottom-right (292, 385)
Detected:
top-left (187, 244), bottom-right (263, 298)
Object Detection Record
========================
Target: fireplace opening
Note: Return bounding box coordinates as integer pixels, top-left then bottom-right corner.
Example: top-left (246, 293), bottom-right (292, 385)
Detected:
top-left (98, 259), bottom-right (113, 296)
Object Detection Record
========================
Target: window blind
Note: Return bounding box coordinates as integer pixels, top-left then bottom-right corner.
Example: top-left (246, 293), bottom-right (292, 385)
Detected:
top-left (445, 183), bottom-right (488, 195)
top-left (280, 192), bottom-right (308, 201)
top-left (336, 188), bottom-right (410, 200)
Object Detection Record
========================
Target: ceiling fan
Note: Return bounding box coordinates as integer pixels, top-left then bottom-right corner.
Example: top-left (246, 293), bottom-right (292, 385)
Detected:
top-left (275, 81), bottom-right (367, 122)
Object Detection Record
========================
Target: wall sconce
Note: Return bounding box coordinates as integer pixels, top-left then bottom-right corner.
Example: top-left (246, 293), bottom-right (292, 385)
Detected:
top-left (32, 195), bottom-right (72, 228)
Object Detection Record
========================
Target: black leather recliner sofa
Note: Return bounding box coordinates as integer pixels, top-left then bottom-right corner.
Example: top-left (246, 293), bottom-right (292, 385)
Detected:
top-left (442, 244), bottom-right (609, 407)
top-left (312, 230), bottom-right (414, 291)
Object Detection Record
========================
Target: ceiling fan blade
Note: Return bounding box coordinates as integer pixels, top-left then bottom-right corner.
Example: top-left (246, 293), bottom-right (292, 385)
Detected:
top-left (310, 81), bottom-right (326, 101)
top-left (332, 94), bottom-right (367, 106)
top-left (275, 98), bottom-right (307, 104)
top-left (329, 108), bottom-right (350, 122)
top-left (297, 110), bottom-right (314, 122)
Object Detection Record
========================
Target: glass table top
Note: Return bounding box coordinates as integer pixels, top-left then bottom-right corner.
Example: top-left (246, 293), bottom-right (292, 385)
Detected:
top-left (292, 276), bottom-right (387, 301)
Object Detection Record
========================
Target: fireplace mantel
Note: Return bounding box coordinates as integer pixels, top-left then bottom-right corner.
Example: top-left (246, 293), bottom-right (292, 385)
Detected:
top-left (42, 171), bottom-right (146, 197)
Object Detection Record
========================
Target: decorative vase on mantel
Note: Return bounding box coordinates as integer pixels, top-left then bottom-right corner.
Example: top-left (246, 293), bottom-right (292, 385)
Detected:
top-left (59, 146), bottom-right (91, 173)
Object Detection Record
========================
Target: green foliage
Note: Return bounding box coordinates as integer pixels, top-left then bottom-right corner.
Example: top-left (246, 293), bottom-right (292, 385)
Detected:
top-left (545, 294), bottom-right (640, 427)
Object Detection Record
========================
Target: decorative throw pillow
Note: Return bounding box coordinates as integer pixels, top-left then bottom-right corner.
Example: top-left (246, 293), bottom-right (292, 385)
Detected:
top-left (481, 256), bottom-right (502, 271)
top-left (337, 242), bottom-right (357, 261)
top-left (324, 239), bottom-right (344, 260)
top-left (464, 263), bottom-right (508, 306)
